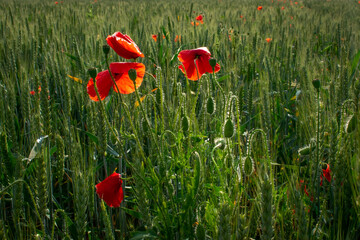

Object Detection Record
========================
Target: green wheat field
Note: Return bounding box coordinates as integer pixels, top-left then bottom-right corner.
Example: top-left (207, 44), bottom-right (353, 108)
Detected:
top-left (1, 0), bottom-right (360, 239)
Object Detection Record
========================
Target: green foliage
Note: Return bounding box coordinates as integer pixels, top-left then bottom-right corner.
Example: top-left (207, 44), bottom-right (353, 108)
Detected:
top-left (0, 0), bottom-right (359, 239)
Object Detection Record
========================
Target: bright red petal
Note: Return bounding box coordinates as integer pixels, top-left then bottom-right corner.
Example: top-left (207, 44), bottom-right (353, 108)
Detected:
top-left (152, 34), bottom-right (157, 42)
top-left (96, 172), bottom-right (124, 208)
top-left (178, 47), bottom-right (219, 81)
top-left (87, 70), bottom-right (113, 101)
top-left (178, 47), bottom-right (214, 81)
top-left (110, 62), bottom-right (145, 94)
top-left (106, 32), bottom-right (144, 59)
top-left (322, 164), bottom-right (331, 182)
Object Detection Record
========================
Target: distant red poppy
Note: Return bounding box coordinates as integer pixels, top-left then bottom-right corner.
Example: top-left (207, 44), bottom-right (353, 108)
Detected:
top-left (178, 47), bottom-right (220, 81)
top-left (96, 172), bottom-right (124, 208)
top-left (196, 15), bottom-right (204, 24)
top-left (304, 184), bottom-right (309, 196)
top-left (87, 62), bottom-right (145, 101)
top-left (152, 34), bottom-right (157, 42)
top-left (174, 35), bottom-right (181, 42)
top-left (55, 1), bottom-right (58, 4)
top-left (257, 6), bottom-right (263, 10)
top-left (295, 2), bottom-right (298, 4)
top-left (281, 6), bottom-right (285, 10)
top-left (106, 32), bottom-right (144, 59)
top-left (191, 21), bottom-right (200, 26)
top-left (30, 86), bottom-right (41, 95)
top-left (266, 38), bottom-right (272, 43)
top-left (322, 164), bottom-right (331, 183)
top-left (240, 15), bottom-right (243, 18)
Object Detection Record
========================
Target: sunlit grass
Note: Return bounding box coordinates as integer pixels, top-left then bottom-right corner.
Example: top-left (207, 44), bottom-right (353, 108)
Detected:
top-left (0, 0), bottom-right (360, 239)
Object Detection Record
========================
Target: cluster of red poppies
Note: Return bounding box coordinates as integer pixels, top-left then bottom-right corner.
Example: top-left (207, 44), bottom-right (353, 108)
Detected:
top-left (86, 32), bottom-right (146, 101)
top-left (191, 14), bottom-right (204, 26)
top-left (94, 31), bottom-right (221, 207)
top-left (87, 32), bottom-right (220, 102)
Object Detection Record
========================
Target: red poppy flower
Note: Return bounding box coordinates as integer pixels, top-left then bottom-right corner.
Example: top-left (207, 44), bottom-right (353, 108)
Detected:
top-left (257, 6), bottom-right (263, 10)
top-left (55, 1), bottom-right (58, 4)
top-left (281, 6), bottom-right (285, 10)
top-left (266, 38), bottom-right (272, 43)
top-left (174, 35), bottom-right (181, 42)
top-left (87, 62), bottom-right (145, 101)
top-left (322, 164), bottom-right (331, 183)
top-left (295, 2), bottom-right (298, 4)
top-left (196, 15), bottom-right (204, 24)
top-left (178, 47), bottom-right (220, 81)
top-left (304, 184), bottom-right (309, 196)
top-left (152, 34), bottom-right (157, 42)
top-left (30, 90), bottom-right (35, 95)
top-left (106, 32), bottom-right (144, 59)
top-left (96, 172), bottom-right (124, 207)
top-left (191, 21), bottom-right (200, 26)
top-left (196, 15), bottom-right (203, 21)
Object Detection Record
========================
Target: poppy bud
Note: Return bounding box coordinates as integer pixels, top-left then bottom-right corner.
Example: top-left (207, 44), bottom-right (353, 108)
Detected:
top-left (182, 116), bottom-right (190, 133)
top-left (209, 58), bottom-right (217, 69)
top-left (312, 79), bottom-right (321, 90)
top-left (243, 156), bottom-right (254, 176)
top-left (345, 114), bottom-right (357, 134)
top-left (223, 118), bottom-right (235, 138)
top-left (128, 68), bottom-right (137, 82)
top-left (206, 97), bottom-right (216, 115)
top-left (88, 68), bottom-right (97, 79)
top-left (102, 44), bottom-right (110, 55)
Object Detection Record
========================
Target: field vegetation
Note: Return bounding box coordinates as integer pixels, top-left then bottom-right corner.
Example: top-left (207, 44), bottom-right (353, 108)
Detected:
top-left (0, 0), bottom-right (360, 239)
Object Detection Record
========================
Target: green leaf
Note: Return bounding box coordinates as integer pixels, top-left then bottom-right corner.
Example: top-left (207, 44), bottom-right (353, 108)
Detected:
top-left (121, 207), bottom-right (143, 219)
top-left (130, 231), bottom-right (158, 240)
top-left (350, 50), bottom-right (360, 81)
top-left (216, 74), bottom-right (230, 83)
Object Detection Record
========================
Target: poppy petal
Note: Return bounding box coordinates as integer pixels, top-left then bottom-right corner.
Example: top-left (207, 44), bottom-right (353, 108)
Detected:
top-left (322, 164), bottom-right (331, 182)
top-left (87, 70), bottom-right (113, 101)
top-left (110, 62), bottom-right (146, 94)
top-left (96, 172), bottom-right (124, 208)
top-left (197, 55), bottom-right (220, 76)
top-left (178, 47), bottom-right (219, 81)
top-left (106, 32), bottom-right (144, 59)
top-left (179, 60), bottom-right (199, 80)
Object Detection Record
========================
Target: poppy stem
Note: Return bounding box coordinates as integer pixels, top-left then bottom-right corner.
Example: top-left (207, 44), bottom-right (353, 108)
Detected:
top-left (211, 66), bottom-right (226, 121)
top-left (132, 76), bottom-right (163, 158)
top-left (104, 58), bottom-right (148, 163)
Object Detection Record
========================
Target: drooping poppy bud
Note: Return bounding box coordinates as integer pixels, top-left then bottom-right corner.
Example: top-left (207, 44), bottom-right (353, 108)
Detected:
top-left (128, 68), bottom-right (137, 82)
top-left (312, 79), bottom-right (321, 90)
top-left (223, 118), bottom-right (235, 138)
top-left (182, 116), bottom-right (190, 133)
top-left (206, 97), bottom-right (216, 115)
top-left (88, 68), bottom-right (97, 79)
top-left (102, 45), bottom-right (110, 55)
